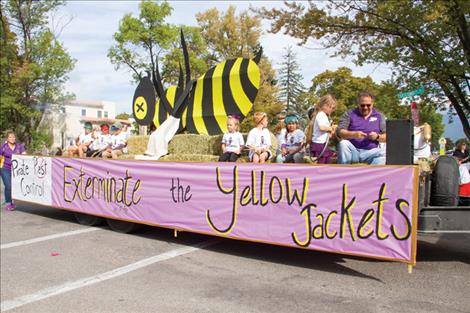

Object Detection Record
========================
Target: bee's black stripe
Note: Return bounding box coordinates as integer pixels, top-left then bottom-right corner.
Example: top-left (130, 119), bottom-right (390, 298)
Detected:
top-left (185, 89), bottom-right (195, 133)
top-left (239, 59), bottom-right (258, 103)
top-left (201, 66), bottom-right (221, 135)
top-left (158, 95), bottom-right (168, 126)
top-left (222, 59), bottom-right (242, 118)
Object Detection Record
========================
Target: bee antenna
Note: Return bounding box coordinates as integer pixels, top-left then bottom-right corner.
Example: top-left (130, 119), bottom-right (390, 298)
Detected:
top-left (181, 29), bottom-right (191, 86)
top-left (254, 47), bottom-right (263, 64)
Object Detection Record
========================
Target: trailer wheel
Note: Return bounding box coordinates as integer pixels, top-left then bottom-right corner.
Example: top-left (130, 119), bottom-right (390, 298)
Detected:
top-left (74, 212), bottom-right (104, 226)
top-left (106, 218), bottom-right (141, 233)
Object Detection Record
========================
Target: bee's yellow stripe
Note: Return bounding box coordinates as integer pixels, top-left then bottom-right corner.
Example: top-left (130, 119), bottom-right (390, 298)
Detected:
top-left (152, 86), bottom-right (178, 128)
top-left (212, 61), bottom-right (227, 132)
top-left (247, 59), bottom-right (260, 89)
top-left (230, 58), bottom-right (253, 116)
top-left (192, 73), bottom-right (208, 134)
top-left (166, 86), bottom-right (177, 113)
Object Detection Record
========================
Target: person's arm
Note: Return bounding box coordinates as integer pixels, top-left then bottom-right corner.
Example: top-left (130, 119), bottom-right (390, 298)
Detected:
top-left (369, 132), bottom-right (386, 143)
top-left (336, 111), bottom-right (367, 139)
top-left (367, 112), bottom-right (387, 143)
top-left (237, 133), bottom-right (244, 154)
top-left (246, 130), bottom-right (257, 151)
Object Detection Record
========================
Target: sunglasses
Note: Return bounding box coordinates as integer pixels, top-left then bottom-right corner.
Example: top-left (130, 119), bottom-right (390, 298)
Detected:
top-left (360, 104), bottom-right (372, 108)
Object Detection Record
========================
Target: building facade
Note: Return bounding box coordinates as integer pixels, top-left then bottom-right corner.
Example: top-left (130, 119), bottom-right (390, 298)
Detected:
top-left (43, 100), bottom-right (121, 149)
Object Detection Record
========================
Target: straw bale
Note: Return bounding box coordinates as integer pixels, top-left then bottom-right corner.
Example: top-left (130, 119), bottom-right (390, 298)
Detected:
top-left (123, 131), bottom-right (278, 163)
top-left (160, 154), bottom-right (219, 162)
top-left (127, 135), bottom-right (149, 155)
top-left (207, 134), bottom-right (224, 155)
top-left (168, 134), bottom-right (215, 155)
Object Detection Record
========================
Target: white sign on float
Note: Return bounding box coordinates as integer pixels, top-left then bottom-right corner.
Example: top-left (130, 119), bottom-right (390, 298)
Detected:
top-left (11, 155), bottom-right (52, 206)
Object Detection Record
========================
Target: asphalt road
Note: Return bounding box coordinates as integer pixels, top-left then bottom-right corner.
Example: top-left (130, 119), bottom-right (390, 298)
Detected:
top-left (1, 201), bottom-right (469, 313)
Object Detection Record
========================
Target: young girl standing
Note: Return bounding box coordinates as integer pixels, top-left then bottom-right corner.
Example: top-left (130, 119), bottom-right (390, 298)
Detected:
top-left (219, 115), bottom-right (244, 162)
top-left (310, 94), bottom-right (337, 164)
top-left (276, 114), bottom-right (305, 163)
top-left (246, 112), bottom-right (272, 163)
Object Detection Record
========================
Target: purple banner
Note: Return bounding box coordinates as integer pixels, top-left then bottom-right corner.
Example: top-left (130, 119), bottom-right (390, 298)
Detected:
top-left (52, 158), bottom-right (417, 263)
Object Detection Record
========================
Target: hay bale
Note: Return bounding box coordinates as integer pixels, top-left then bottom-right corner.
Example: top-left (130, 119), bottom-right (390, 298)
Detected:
top-left (127, 135), bottom-right (149, 155)
top-left (124, 131), bottom-right (278, 162)
top-left (168, 134), bottom-right (215, 155)
top-left (207, 134), bottom-right (224, 155)
top-left (161, 154), bottom-right (219, 162)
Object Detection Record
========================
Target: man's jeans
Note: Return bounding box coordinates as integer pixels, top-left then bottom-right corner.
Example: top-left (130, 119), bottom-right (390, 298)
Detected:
top-left (337, 140), bottom-right (385, 165)
top-left (0, 168), bottom-right (12, 203)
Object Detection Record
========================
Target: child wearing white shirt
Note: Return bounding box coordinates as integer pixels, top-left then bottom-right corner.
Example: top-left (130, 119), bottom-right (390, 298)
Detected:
top-left (310, 94), bottom-right (337, 164)
top-left (246, 112), bottom-right (272, 163)
top-left (102, 122), bottom-right (127, 159)
top-left (219, 116), bottom-right (245, 162)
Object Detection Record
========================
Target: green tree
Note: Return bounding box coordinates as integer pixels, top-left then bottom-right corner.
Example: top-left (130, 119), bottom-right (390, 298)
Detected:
top-left (445, 137), bottom-right (455, 151)
top-left (0, 0), bottom-right (75, 146)
top-left (115, 112), bottom-right (130, 120)
top-left (278, 45), bottom-right (306, 114)
top-left (108, 1), bottom-right (209, 89)
top-left (108, 1), bottom-right (177, 83)
top-left (259, 0), bottom-right (470, 139)
top-left (196, 6), bottom-right (284, 131)
top-left (196, 6), bottom-right (262, 63)
top-left (161, 25), bottom-right (210, 84)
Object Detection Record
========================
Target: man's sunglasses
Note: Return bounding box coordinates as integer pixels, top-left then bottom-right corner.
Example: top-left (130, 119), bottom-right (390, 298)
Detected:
top-left (360, 104), bottom-right (372, 108)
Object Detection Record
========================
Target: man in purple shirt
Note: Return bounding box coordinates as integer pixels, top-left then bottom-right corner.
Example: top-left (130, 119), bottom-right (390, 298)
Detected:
top-left (336, 92), bottom-right (387, 165)
top-left (1, 130), bottom-right (26, 210)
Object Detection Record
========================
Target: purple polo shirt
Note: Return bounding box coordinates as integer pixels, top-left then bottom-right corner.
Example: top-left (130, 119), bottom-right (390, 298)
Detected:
top-left (0, 142), bottom-right (26, 170)
top-left (338, 108), bottom-right (386, 150)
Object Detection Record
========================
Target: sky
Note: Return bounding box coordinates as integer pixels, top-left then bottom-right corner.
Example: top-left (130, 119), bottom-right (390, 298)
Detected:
top-left (57, 0), bottom-right (391, 114)
top-left (56, 1), bottom-right (463, 140)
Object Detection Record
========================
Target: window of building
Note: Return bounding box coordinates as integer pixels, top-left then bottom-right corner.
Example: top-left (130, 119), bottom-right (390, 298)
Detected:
top-left (81, 109), bottom-right (86, 116)
top-left (97, 110), bottom-right (102, 118)
top-left (104, 111), bottom-right (108, 118)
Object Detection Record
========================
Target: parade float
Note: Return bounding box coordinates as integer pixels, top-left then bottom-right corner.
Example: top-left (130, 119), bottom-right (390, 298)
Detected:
top-left (11, 32), bottom-right (469, 271)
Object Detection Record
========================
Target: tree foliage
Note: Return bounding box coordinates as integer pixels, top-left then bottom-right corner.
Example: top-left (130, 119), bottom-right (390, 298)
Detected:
top-left (108, 1), bottom-right (176, 82)
top-left (0, 0), bottom-right (75, 146)
top-left (259, 0), bottom-right (470, 139)
top-left (196, 6), bottom-right (262, 63)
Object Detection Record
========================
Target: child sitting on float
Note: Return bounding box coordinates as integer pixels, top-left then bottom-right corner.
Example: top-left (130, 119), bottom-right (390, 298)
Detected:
top-left (67, 122), bottom-right (94, 158)
top-left (102, 122), bottom-right (127, 159)
top-left (219, 115), bottom-right (244, 162)
top-left (246, 112), bottom-right (272, 163)
top-left (276, 114), bottom-right (305, 163)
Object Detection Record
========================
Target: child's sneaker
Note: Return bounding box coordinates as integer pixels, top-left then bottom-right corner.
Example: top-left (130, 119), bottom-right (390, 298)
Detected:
top-left (6, 202), bottom-right (15, 211)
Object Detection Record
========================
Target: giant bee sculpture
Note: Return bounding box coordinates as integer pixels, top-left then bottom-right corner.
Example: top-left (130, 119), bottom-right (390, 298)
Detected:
top-left (132, 30), bottom-right (262, 136)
